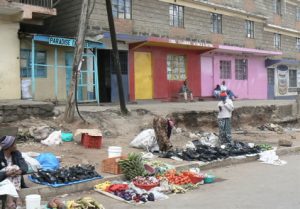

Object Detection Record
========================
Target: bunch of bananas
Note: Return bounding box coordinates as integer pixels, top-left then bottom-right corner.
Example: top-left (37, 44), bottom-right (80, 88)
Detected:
top-left (94, 181), bottom-right (112, 191)
top-left (170, 184), bottom-right (187, 194)
top-left (118, 153), bottom-right (146, 180)
top-left (66, 197), bottom-right (105, 209)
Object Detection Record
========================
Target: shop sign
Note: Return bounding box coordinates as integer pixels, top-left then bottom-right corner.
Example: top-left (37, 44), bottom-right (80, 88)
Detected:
top-left (168, 39), bottom-right (212, 47)
top-left (49, 37), bottom-right (76, 47)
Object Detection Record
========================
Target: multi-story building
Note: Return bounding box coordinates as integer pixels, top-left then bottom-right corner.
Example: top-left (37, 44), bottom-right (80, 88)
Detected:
top-left (0, 0), bottom-right (56, 99)
top-left (20, 0), bottom-right (300, 102)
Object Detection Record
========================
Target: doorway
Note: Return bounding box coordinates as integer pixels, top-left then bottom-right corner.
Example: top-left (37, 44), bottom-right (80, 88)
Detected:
top-left (267, 68), bottom-right (275, 99)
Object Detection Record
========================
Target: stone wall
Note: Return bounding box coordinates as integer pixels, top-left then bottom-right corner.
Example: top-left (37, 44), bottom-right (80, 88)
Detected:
top-left (0, 103), bottom-right (54, 123)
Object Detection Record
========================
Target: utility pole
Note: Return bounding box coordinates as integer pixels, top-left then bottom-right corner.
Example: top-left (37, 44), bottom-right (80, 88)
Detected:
top-left (105, 0), bottom-right (128, 114)
top-left (64, 0), bottom-right (90, 123)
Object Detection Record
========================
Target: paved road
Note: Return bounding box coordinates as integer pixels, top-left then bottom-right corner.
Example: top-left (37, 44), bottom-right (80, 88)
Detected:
top-left (56, 99), bottom-right (295, 115)
top-left (65, 154), bottom-right (300, 209)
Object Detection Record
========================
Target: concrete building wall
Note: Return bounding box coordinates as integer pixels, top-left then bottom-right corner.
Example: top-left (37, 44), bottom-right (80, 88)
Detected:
top-left (0, 18), bottom-right (21, 100)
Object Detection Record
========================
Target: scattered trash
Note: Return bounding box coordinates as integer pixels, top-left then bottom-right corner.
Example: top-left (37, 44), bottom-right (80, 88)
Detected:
top-left (257, 123), bottom-right (284, 133)
top-left (259, 149), bottom-right (287, 166)
top-left (199, 132), bottom-right (219, 147)
top-left (29, 125), bottom-right (54, 141)
top-left (41, 130), bottom-right (62, 146)
top-left (22, 152), bottom-right (41, 172)
top-left (36, 152), bottom-right (60, 171)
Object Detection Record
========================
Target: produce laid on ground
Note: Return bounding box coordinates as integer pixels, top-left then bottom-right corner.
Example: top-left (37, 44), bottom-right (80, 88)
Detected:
top-left (161, 140), bottom-right (261, 161)
top-left (118, 153), bottom-right (147, 180)
top-left (258, 143), bottom-right (273, 151)
top-left (66, 197), bottom-right (105, 209)
top-left (47, 198), bottom-right (66, 209)
top-left (132, 176), bottom-right (160, 190)
top-left (30, 164), bottom-right (102, 185)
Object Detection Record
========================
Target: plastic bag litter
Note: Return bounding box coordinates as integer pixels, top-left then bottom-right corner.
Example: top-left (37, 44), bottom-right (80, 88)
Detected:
top-left (259, 149), bottom-right (287, 166)
top-left (0, 179), bottom-right (19, 197)
top-left (29, 125), bottom-right (54, 141)
top-left (22, 152), bottom-right (41, 172)
top-left (130, 129), bottom-right (159, 152)
top-left (41, 130), bottom-right (62, 146)
top-left (36, 153), bottom-right (60, 171)
top-left (200, 133), bottom-right (219, 147)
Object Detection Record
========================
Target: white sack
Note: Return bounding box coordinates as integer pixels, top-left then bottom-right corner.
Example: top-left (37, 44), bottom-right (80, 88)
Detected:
top-left (22, 152), bottom-right (41, 172)
top-left (259, 149), bottom-right (287, 166)
top-left (41, 130), bottom-right (62, 146)
top-left (130, 129), bottom-right (159, 152)
top-left (0, 179), bottom-right (19, 197)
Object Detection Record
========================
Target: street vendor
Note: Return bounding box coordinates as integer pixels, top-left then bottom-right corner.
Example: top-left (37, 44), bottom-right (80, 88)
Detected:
top-left (217, 92), bottom-right (234, 145)
top-left (0, 136), bottom-right (28, 209)
top-left (153, 116), bottom-right (175, 152)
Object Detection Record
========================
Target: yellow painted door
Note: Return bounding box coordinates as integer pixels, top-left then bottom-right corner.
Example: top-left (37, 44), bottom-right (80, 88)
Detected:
top-left (134, 52), bottom-right (153, 99)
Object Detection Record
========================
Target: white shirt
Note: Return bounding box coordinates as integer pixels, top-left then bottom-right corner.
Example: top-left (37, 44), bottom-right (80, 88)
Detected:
top-left (218, 98), bottom-right (234, 119)
top-left (220, 84), bottom-right (227, 91)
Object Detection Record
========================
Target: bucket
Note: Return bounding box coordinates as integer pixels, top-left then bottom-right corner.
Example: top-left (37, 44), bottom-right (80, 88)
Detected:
top-left (25, 194), bottom-right (41, 209)
top-left (108, 146), bottom-right (122, 158)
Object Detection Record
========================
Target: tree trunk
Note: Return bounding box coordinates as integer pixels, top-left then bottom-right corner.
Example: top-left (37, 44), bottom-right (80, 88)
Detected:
top-left (105, 0), bottom-right (128, 114)
top-left (64, 0), bottom-right (90, 123)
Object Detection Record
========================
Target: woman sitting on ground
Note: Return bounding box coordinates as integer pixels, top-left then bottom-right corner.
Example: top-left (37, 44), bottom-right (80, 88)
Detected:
top-left (0, 136), bottom-right (28, 209)
top-left (213, 84), bottom-right (221, 99)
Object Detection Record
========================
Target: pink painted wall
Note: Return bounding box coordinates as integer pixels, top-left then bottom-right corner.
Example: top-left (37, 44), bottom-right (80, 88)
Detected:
top-left (201, 54), bottom-right (267, 99)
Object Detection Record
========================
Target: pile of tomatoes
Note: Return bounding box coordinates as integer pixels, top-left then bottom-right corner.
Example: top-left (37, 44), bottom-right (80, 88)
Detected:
top-left (159, 170), bottom-right (192, 185)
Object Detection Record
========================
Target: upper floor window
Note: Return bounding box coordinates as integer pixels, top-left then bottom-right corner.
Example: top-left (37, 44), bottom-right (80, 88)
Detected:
top-left (167, 55), bottom-right (186, 80)
top-left (220, 60), bottom-right (231, 79)
top-left (274, 33), bottom-right (281, 49)
top-left (112, 0), bottom-right (132, 19)
top-left (20, 49), bottom-right (47, 78)
top-left (297, 38), bottom-right (300, 52)
top-left (235, 59), bottom-right (248, 80)
top-left (169, 4), bottom-right (184, 27)
top-left (297, 7), bottom-right (300, 21)
top-left (211, 13), bottom-right (222, 34)
top-left (245, 20), bottom-right (254, 38)
top-left (289, 69), bottom-right (297, 87)
top-left (274, 0), bottom-right (282, 15)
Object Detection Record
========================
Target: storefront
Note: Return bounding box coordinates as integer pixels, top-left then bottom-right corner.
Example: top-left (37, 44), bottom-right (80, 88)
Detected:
top-left (265, 59), bottom-right (300, 99)
top-left (20, 34), bottom-right (105, 103)
top-left (129, 37), bottom-right (214, 101)
top-left (201, 45), bottom-right (282, 99)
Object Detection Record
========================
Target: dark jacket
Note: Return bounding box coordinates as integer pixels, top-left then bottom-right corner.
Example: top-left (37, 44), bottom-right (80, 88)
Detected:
top-left (0, 150), bottom-right (28, 175)
top-left (0, 171), bottom-right (6, 182)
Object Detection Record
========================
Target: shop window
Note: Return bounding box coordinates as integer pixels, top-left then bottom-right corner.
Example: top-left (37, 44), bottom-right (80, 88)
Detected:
top-left (289, 69), bottom-right (297, 87)
top-left (20, 49), bottom-right (47, 78)
top-left (112, 0), bottom-right (131, 19)
top-left (235, 59), bottom-right (248, 80)
top-left (274, 33), bottom-right (281, 49)
top-left (167, 55), bottom-right (186, 80)
top-left (211, 13), bottom-right (222, 34)
top-left (169, 4), bottom-right (184, 27)
top-left (220, 60), bottom-right (231, 79)
top-left (245, 20), bottom-right (254, 38)
top-left (297, 38), bottom-right (300, 52)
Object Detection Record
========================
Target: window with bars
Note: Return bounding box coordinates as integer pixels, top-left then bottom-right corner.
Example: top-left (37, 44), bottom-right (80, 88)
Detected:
top-left (169, 4), bottom-right (184, 27)
top-left (274, 33), bottom-right (281, 49)
top-left (111, 51), bottom-right (128, 74)
top-left (112, 0), bottom-right (131, 19)
top-left (245, 20), bottom-right (254, 38)
top-left (167, 55), bottom-right (186, 80)
top-left (235, 59), bottom-right (248, 80)
top-left (297, 7), bottom-right (300, 21)
top-left (220, 60), bottom-right (231, 79)
top-left (297, 38), bottom-right (300, 52)
top-left (289, 69), bottom-right (297, 87)
top-left (20, 49), bottom-right (47, 78)
top-left (211, 13), bottom-right (222, 34)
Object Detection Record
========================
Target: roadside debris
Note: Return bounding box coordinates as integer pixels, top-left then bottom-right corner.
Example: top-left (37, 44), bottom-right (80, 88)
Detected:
top-left (259, 149), bottom-right (287, 166)
top-left (278, 139), bottom-right (293, 147)
top-left (257, 123), bottom-right (284, 133)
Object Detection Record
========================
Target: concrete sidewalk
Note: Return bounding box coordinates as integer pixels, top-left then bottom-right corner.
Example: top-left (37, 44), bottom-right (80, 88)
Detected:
top-left (56, 99), bottom-right (295, 115)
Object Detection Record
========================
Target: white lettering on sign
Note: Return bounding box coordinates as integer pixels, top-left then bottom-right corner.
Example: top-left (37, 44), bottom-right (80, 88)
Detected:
top-left (168, 39), bottom-right (212, 47)
top-left (49, 37), bottom-right (76, 47)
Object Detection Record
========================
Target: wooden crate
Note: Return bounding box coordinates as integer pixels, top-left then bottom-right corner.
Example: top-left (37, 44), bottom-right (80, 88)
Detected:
top-left (101, 156), bottom-right (127, 175)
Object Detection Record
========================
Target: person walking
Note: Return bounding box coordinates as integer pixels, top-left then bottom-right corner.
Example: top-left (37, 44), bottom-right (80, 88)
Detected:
top-left (217, 92), bottom-right (234, 145)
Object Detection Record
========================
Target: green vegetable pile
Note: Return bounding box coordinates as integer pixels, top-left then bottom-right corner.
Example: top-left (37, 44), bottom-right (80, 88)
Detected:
top-left (258, 144), bottom-right (273, 151)
top-left (118, 153), bottom-right (146, 180)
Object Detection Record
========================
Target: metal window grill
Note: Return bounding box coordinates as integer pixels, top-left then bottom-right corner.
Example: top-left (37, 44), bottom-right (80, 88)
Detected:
top-left (12, 0), bottom-right (54, 8)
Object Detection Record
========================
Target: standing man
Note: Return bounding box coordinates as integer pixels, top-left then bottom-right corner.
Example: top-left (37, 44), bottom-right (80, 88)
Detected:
top-left (217, 92), bottom-right (234, 145)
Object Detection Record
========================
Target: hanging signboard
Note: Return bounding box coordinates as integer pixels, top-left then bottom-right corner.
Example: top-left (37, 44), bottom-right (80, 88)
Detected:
top-left (49, 37), bottom-right (76, 47)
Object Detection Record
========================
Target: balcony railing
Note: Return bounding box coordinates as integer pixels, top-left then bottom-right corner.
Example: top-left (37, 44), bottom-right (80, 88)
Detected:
top-left (12, 0), bottom-right (54, 8)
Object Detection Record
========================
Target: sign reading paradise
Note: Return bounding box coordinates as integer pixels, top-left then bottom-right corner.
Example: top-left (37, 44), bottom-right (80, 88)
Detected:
top-left (49, 37), bottom-right (76, 47)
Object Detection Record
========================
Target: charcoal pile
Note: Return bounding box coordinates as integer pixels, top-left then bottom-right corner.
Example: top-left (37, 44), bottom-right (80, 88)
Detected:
top-left (161, 140), bottom-right (261, 162)
top-left (31, 164), bottom-right (101, 184)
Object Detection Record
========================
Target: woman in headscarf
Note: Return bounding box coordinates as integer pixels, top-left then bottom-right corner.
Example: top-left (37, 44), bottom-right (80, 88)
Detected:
top-left (0, 136), bottom-right (28, 209)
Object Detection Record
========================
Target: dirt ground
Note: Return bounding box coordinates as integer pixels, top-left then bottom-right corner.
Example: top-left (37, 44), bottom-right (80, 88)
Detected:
top-left (3, 107), bottom-right (300, 187)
